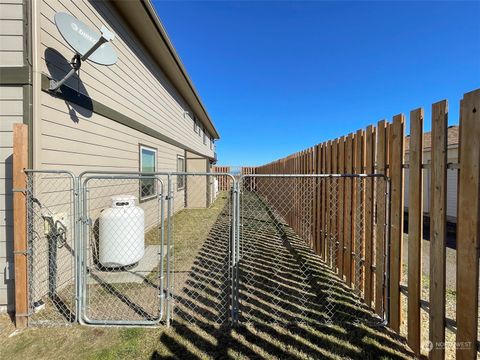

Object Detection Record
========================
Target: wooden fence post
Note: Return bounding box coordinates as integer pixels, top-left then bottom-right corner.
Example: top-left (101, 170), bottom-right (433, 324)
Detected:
top-left (407, 108), bottom-right (424, 355)
top-left (389, 114), bottom-right (405, 333)
top-left (456, 89), bottom-right (480, 360)
top-left (13, 123), bottom-right (29, 328)
top-left (429, 100), bottom-right (448, 360)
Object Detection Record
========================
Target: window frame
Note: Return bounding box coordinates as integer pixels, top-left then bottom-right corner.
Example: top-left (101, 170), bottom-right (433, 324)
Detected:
top-left (139, 144), bottom-right (158, 201)
top-left (194, 117), bottom-right (199, 134)
top-left (177, 155), bottom-right (185, 191)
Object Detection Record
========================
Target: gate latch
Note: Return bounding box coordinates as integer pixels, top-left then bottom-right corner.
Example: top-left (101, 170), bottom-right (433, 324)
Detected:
top-left (79, 216), bottom-right (92, 226)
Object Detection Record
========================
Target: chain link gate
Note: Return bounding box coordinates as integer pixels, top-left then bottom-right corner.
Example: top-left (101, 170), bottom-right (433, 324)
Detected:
top-left (237, 174), bottom-right (390, 326)
top-left (79, 173), bottom-right (166, 326)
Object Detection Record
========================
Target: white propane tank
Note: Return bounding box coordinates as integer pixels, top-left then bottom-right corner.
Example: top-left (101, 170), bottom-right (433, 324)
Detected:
top-left (99, 195), bottom-right (145, 268)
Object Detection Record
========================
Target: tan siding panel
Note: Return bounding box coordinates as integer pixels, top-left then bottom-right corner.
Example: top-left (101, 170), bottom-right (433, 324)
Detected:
top-left (0, 35), bottom-right (23, 51)
top-left (0, 4), bottom-right (23, 20)
top-left (0, 99), bottom-right (22, 116)
top-left (0, 19), bottom-right (23, 35)
top-left (0, 51), bottom-right (23, 65)
top-left (39, 0), bottom-right (214, 158)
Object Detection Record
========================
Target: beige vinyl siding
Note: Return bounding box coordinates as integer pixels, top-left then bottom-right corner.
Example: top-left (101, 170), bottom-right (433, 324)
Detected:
top-left (0, 0), bottom-right (24, 66)
top-left (185, 152), bottom-right (208, 208)
top-left (39, 0), bottom-right (214, 159)
top-left (0, 85), bottom-right (23, 310)
top-left (39, 91), bottom-right (186, 211)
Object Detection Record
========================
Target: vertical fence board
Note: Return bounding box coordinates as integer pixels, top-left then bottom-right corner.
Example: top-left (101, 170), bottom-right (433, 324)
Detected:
top-left (389, 114), bottom-right (405, 333)
top-left (375, 120), bottom-right (388, 316)
top-left (338, 137), bottom-right (345, 279)
top-left (355, 129), bottom-right (366, 293)
top-left (429, 100), bottom-right (448, 360)
top-left (326, 141), bottom-right (332, 264)
top-left (365, 125), bottom-right (375, 306)
top-left (407, 108), bottom-right (424, 356)
top-left (344, 134), bottom-right (354, 285)
top-left (456, 89), bottom-right (480, 360)
top-left (332, 140), bottom-right (339, 270)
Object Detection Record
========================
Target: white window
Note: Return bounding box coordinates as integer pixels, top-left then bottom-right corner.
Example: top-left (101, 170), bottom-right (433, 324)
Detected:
top-left (177, 155), bottom-right (185, 190)
top-left (203, 130), bottom-right (207, 145)
top-left (139, 145), bottom-right (157, 200)
top-left (210, 136), bottom-right (214, 150)
top-left (194, 117), bottom-right (199, 133)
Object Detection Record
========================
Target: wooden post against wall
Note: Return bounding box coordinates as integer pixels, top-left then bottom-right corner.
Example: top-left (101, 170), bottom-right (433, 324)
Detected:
top-left (429, 100), bottom-right (448, 360)
top-left (407, 108), bottom-right (424, 356)
top-left (388, 114), bottom-right (405, 333)
top-left (13, 123), bottom-right (28, 328)
top-left (456, 89), bottom-right (480, 360)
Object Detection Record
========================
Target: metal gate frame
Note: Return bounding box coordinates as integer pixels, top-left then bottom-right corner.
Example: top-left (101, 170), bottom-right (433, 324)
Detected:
top-left (234, 173), bottom-right (391, 326)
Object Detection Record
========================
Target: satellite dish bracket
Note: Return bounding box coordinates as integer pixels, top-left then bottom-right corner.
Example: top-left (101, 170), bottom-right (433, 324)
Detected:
top-left (49, 25), bottom-right (115, 92)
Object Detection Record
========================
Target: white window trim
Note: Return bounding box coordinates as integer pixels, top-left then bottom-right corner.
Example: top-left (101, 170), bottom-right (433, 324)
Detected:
top-left (139, 145), bottom-right (158, 201)
top-left (177, 155), bottom-right (185, 191)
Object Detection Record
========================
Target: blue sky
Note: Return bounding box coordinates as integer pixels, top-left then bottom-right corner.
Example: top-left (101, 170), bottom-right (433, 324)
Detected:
top-left (153, 1), bottom-right (480, 166)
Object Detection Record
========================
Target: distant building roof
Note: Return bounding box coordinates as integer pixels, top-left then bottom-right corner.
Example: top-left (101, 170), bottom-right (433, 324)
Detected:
top-left (404, 125), bottom-right (459, 152)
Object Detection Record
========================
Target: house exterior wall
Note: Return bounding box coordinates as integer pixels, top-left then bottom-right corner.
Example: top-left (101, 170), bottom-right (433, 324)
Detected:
top-left (38, 0), bottom-right (214, 161)
top-left (0, 0), bottom-right (28, 311)
top-left (0, 0), bottom-right (216, 312)
top-left (0, 85), bottom-right (23, 310)
top-left (185, 151), bottom-right (209, 208)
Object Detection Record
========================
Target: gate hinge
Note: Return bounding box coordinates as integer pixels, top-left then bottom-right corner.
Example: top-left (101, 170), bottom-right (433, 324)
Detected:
top-left (13, 249), bottom-right (32, 256)
top-left (12, 188), bottom-right (27, 195)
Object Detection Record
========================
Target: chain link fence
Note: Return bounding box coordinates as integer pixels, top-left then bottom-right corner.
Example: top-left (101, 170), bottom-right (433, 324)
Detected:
top-left (25, 170), bottom-right (77, 327)
top-left (238, 175), bottom-right (389, 326)
top-left (23, 171), bottom-right (388, 328)
top-left (168, 174), bottom-right (234, 326)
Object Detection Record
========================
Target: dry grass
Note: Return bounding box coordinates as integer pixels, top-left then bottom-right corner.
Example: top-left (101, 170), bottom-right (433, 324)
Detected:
top-left (0, 192), bottom-right (415, 360)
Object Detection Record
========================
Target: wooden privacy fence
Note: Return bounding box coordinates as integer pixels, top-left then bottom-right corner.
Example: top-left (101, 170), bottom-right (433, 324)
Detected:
top-left (253, 89), bottom-right (480, 360)
top-left (212, 166), bottom-right (233, 191)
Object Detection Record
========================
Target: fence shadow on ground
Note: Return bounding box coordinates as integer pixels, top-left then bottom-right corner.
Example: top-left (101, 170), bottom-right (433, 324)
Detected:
top-left (152, 194), bottom-right (415, 359)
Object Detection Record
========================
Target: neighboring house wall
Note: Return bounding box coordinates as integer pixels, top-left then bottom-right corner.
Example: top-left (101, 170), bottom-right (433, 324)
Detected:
top-left (404, 146), bottom-right (458, 222)
top-left (0, 0), bottom-right (27, 311)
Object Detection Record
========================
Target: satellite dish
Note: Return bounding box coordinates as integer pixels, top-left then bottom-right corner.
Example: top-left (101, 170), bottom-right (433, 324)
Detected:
top-left (49, 12), bottom-right (117, 91)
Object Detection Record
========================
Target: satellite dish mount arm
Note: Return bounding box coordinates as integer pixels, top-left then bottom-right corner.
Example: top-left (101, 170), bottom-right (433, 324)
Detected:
top-left (49, 25), bottom-right (114, 92)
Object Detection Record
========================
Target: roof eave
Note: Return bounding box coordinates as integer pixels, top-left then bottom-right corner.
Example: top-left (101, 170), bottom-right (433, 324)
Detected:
top-left (111, 0), bottom-right (220, 140)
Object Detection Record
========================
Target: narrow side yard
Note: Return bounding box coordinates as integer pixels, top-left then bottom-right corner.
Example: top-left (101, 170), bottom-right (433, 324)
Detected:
top-left (1, 192), bottom-right (415, 359)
